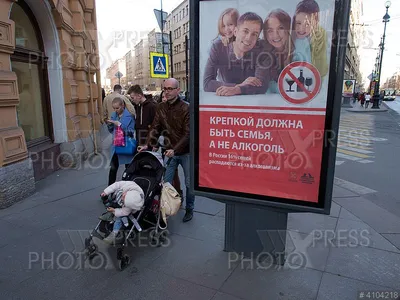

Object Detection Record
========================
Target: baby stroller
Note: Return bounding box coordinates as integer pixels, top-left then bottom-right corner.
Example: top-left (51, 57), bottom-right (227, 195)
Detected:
top-left (84, 151), bottom-right (167, 271)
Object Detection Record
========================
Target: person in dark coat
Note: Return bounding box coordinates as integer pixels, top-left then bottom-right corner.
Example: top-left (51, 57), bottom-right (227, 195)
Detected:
top-left (140, 78), bottom-right (193, 222)
top-left (127, 85), bottom-right (157, 147)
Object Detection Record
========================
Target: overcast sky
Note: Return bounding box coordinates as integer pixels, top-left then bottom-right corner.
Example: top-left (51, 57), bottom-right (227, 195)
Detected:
top-left (359, 0), bottom-right (399, 86)
top-left (95, 0), bottom-right (183, 81)
top-left (95, 0), bottom-right (400, 86)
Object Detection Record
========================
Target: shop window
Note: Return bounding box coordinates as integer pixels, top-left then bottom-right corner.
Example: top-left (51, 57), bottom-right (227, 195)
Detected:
top-left (10, 1), bottom-right (52, 145)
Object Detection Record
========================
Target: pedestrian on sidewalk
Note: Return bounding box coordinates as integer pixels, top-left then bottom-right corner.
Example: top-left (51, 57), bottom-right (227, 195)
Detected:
top-left (106, 98), bottom-right (136, 185)
top-left (103, 84), bottom-right (136, 123)
top-left (139, 78), bottom-right (194, 222)
top-left (158, 90), bottom-right (182, 197)
top-left (379, 91), bottom-right (384, 106)
top-left (365, 93), bottom-right (371, 109)
top-left (360, 92), bottom-right (365, 108)
top-left (128, 85), bottom-right (157, 147)
top-left (353, 91), bottom-right (358, 104)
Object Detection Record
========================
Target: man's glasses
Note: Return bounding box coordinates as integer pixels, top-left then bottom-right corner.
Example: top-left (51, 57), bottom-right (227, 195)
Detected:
top-left (163, 87), bottom-right (177, 91)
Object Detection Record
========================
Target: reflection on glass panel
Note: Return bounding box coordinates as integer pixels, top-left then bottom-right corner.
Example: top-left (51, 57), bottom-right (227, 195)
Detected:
top-left (12, 62), bottom-right (46, 141)
top-left (10, 3), bottom-right (40, 50)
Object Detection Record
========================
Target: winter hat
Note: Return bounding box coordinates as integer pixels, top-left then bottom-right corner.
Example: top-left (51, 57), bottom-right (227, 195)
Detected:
top-left (124, 190), bottom-right (144, 211)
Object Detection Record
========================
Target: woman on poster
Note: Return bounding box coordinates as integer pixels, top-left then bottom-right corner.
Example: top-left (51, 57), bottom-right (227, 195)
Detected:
top-left (262, 9), bottom-right (295, 94)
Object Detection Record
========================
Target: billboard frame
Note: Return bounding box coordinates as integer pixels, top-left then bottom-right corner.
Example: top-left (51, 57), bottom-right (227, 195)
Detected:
top-left (189, 0), bottom-right (351, 215)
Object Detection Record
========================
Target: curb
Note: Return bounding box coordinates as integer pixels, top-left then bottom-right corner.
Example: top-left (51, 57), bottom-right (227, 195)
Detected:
top-left (345, 105), bottom-right (388, 113)
top-left (345, 109), bottom-right (388, 113)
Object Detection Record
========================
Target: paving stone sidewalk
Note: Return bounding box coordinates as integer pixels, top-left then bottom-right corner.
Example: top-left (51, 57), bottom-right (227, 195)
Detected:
top-left (0, 126), bottom-right (399, 300)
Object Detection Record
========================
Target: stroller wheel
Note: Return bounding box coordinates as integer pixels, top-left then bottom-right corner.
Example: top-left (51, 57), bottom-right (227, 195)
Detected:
top-left (85, 237), bottom-right (91, 248)
top-left (159, 231), bottom-right (168, 244)
top-left (119, 254), bottom-right (130, 271)
top-left (86, 243), bottom-right (98, 260)
top-left (149, 230), bottom-right (167, 247)
top-left (88, 252), bottom-right (97, 261)
top-left (149, 230), bottom-right (159, 247)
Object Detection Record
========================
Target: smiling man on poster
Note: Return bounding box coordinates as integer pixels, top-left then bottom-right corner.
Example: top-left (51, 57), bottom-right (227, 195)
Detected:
top-left (203, 12), bottom-right (273, 96)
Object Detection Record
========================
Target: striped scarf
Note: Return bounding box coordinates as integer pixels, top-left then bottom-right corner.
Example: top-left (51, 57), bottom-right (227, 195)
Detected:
top-left (115, 189), bottom-right (124, 207)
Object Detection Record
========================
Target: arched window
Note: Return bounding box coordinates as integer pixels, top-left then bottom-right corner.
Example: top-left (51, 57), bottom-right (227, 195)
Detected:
top-left (10, 0), bottom-right (52, 146)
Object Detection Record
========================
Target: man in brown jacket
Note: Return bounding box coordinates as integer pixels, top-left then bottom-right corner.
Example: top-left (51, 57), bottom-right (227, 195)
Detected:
top-left (140, 78), bottom-right (193, 222)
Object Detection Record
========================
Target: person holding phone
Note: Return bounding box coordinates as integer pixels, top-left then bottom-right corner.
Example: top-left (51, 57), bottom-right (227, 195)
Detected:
top-left (103, 84), bottom-right (136, 123)
top-left (107, 97), bottom-right (135, 185)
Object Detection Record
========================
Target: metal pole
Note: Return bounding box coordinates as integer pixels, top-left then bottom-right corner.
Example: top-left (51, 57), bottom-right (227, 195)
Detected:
top-left (88, 58), bottom-right (98, 155)
top-left (340, 0), bottom-right (353, 108)
top-left (161, 0), bottom-right (165, 57)
top-left (185, 35), bottom-right (189, 92)
top-left (372, 6), bottom-right (389, 109)
top-left (170, 31), bottom-right (174, 78)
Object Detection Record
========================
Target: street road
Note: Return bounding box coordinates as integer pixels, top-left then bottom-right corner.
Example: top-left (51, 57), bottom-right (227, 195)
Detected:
top-left (334, 96), bottom-right (400, 217)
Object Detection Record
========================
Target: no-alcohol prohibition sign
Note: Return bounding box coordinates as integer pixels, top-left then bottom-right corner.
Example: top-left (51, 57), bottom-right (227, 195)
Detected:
top-left (278, 62), bottom-right (321, 104)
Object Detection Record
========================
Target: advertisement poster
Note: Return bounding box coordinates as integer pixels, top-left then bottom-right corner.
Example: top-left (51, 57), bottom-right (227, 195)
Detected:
top-left (370, 81), bottom-right (376, 96)
top-left (342, 79), bottom-right (356, 97)
top-left (198, 0), bottom-right (336, 204)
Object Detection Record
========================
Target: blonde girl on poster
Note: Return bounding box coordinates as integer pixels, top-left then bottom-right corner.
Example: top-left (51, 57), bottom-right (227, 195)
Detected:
top-left (214, 8), bottom-right (239, 46)
top-left (292, 0), bottom-right (329, 78)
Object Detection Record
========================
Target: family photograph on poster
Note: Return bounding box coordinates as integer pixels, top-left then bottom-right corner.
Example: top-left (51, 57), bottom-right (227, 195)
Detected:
top-left (199, 0), bottom-right (335, 107)
top-left (196, 0), bottom-right (339, 203)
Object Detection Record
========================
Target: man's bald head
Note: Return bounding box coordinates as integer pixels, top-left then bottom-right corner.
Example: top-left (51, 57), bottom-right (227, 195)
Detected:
top-left (164, 78), bottom-right (179, 88)
top-left (163, 78), bottom-right (180, 102)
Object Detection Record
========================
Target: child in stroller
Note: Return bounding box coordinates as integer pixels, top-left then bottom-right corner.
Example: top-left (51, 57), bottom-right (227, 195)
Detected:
top-left (99, 181), bottom-right (145, 244)
top-left (85, 151), bottom-right (168, 271)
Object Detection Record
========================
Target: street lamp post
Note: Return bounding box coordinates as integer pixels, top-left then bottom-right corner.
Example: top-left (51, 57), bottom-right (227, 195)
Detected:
top-left (158, 0), bottom-right (174, 78)
top-left (185, 35), bottom-right (189, 94)
top-left (372, 1), bottom-right (391, 109)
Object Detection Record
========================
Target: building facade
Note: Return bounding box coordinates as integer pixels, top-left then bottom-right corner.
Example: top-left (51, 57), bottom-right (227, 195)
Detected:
top-left (383, 72), bottom-right (400, 90)
top-left (125, 50), bottom-right (135, 86)
top-left (133, 35), bottom-right (163, 92)
top-left (147, 29), bottom-right (165, 91)
top-left (345, 0), bottom-right (364, 90)
top-left (106, 57), bottom-right (126, 89)
top-left (0, 0), bottom-right (102, 208)
top-left (134, 39), bottom-right (147, 88)
top-left (164, 0), bottom-right (190, 91)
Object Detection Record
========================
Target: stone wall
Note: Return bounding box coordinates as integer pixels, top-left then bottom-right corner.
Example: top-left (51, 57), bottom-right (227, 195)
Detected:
top-left (0, 159), bottom-right (35, 209)
top-left (0, 0), bottom-right (102, 208)
top-left (51, 0), bottom-right (103, 166)
top-left (0, 0), bottom-right (33, 208)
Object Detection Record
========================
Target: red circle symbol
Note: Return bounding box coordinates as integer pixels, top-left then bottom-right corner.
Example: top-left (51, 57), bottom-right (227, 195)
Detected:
top-left (278, 61), bottom-right (322, 104)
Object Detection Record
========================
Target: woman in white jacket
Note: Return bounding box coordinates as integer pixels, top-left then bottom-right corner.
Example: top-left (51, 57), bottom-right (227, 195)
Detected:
top-left (100, 181), bottom-right (145, 244)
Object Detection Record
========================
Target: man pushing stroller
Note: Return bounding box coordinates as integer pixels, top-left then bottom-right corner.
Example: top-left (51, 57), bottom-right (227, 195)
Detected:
top-left (99, 181), bottom-right (145, 244)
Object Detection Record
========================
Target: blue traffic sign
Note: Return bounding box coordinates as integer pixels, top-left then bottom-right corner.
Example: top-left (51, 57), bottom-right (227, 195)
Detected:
top-left (150, 52), bottom-right (169, 78)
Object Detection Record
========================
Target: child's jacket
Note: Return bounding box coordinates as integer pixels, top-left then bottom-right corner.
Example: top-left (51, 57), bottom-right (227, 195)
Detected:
top-left (104, 181), bottom-right (145, 217)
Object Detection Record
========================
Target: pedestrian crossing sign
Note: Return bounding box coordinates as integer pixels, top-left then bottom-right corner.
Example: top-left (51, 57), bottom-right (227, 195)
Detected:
top-left (150, 52), bottom-right (169, 78)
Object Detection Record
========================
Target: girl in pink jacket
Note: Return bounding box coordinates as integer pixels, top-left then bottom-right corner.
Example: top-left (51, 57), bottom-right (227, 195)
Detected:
top-left (99, 181), bottom-right (144, 244)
